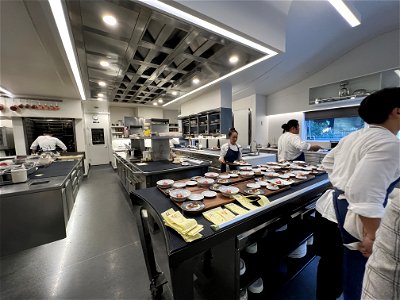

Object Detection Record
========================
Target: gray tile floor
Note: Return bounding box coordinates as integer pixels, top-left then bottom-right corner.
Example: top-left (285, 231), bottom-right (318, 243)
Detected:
top-left (0, 165), bottom-right (324, 300)
top-left (0, 165), bottom-right (154, 299)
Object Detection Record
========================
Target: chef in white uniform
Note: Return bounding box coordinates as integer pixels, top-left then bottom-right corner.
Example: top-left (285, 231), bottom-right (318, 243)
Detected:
top-left (30, 132), bottom-right (67, 154)
top-left (314, 87), bottom-right (400, 300)
top-left (277, 119), bottom-right (321, 161)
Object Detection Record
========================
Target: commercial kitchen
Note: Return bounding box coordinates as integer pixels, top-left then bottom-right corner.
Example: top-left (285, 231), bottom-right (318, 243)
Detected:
top-left (0, 0), bottom-right (399, 299)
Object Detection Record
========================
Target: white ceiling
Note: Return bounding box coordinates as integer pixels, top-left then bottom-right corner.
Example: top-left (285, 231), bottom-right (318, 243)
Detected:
top-left (0, 0), bottom-right (399, 106)
top-left (0, 0), bottom-right (80, 100)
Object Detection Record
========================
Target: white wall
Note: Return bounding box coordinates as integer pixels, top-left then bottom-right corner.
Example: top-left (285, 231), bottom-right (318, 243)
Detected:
top-left (137, 107), bottom-right (163, 119)
top-left (265, 112), bottom-right (305, 146)
top-left (0, 118), bottom-right (12, 127)
top-left (163, 110), bottom-right (179, 124)
top-left (109, 106), bottom-right (137, 125)
top-left (180, 86), bottom-right (222, 116)
top-left (11, 118), bottom-right (25, 155)
top-left (265, 29), bottom-right (400, 115)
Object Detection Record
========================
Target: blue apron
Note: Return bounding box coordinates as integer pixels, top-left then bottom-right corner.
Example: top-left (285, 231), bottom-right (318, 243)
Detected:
top-left (293, 152), bottom-right (305, 162)
top-left (332, 176), bottom-right (400, 300)
top-left (221, 146), bottom-right (240, 173)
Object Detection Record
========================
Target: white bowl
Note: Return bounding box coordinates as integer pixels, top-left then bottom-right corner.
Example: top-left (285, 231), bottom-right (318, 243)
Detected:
top-left (239, 166), bottom-right (253, 171)
top-left (278, 174), bottom-right (291, 179)
top-left (188, 193), bottom-right (204, 201)
top-left (229, 173), bottom-right (239, 178)
top-left (185, 180), bottom-right (197, 186)
top-left (257, 181), bottom-right (268, 187)
top-left (266, 184), bottom-right (279, 191)
top-left (239, 171), bottom-right (254, 178)
top-left (157, 179), bottom-right (174, 188)
top-left (205, 172), bottom-right (219, 178)
top-left (218, 174), bottom-right (230, 179)
top-left (202, 190), bottom-right (217, 198)
top-left (197, 177), bottom-right (215, 186)
top-left (169, 189), bottom-right (191, 202)
top-left (219, 185), bottom-right (240, 197)
top-left (264, 172), bottom-right (279, 177)
top-left (247, 183), bottom-right (261, 189)
top-left (173, 182), bottom-right (186, 189)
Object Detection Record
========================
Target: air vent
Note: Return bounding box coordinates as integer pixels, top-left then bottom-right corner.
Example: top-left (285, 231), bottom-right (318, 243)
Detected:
top-left (171, 73), bottom-right (183, 81)
top-left (183, 61), bottom-right (198, 72)
top-left (133, 47), bottom-right (150, 62)
top-left (116, 90), bottom-right (123, 95)
top-left (127, 64), bottom-right (138, 74)
top-left (122, 75), bottom-right (131, 83)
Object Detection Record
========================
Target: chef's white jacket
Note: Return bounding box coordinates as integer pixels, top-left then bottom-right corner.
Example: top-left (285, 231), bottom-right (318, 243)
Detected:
top-left (316, 125), bottom-right (400, 223)
top-left (277, 132), bottom-right (310, 161)
top-left (219, 143), bottom-right (242, 160)
top-left (30, 135), bottom-right (67, 152)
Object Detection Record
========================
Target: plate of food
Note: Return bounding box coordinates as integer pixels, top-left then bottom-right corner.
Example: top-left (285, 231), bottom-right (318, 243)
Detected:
top-left (239, 166), bottom-right (253, 171)
top-left (157, 179), bottom-right (174, 189)
top-left (293, 160), bottom-right (306, 165)
top-left (239, 171), bottom-right (255, 178)
top-left (264, 172), bottom-right (280, 177)
top-left (205, 172), bottom-right (219, 179)
top-left (197, 177), bottom-right (215, 186)
top-left (292, 170), bottom-right (310, 176)
top-left (256, 181), bottom-right (268, 187)
top-left (218, 174), bottom-right (230, 179)
top-left (210, 183), bottom-right (222, 192)
top-left (266, 183), bottom-right (279, 191)
top-left (185, 180), bottom-right (197, 186)
top-left (269, 165), bottom-right (282, 170)
top-left (230, 170), bottom-right (241, 174)
top-left (173, 182), bottom-right (186, 189)
top-left (278, 174), bottom-right (291, 179)
top-left (233, 160), bottom-right (251, 166)
top-left (302, 166), bottom-right (314, 171)
top-left (268, 178), bottom-right (292, 186)
top-left (188, 193), bottom-right (204, 201)
top-left (181, 201), bottom-right (205, 212)
top-left (217, 178), bottom-right (231, 184)
top-left (202, 190), bottom-right (217, 198)
top-left (169, 189), bottom-right (191, 202)
top-left (244, 188), bottom-right (265, 195)
top-left (229, 173), bottom-right (239, 178)
top-left (219, 186), bottom-right (240, 197)
top-left (247, 182), bottom-right (261, 189)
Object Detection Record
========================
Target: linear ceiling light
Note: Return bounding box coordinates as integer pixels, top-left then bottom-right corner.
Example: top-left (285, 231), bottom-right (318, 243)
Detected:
top-left (0, 86), bottom-right (13, 97)
top-left (48, 0), bottom-right (86, 100)
top-left (163, 55), bottom-right (272, 107)
top-left (136, 0), bottom-right (278, 56)
top-left (394, 69), bottom-right (400, 78)
top-left (328, 0), bottom-right (361, 27)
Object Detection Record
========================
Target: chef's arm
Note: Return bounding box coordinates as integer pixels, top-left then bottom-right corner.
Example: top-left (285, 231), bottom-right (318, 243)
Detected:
top-left (359, 216), bottom-right (380, 240)
top-left (292, 135), bottom-right (311, 152)
top-left (322, 147), bottom-right (336, 173)
top-left (30, 139), bottom-right (39, 154)
top-left (219, 146), bottom-right (227, 164)
top-left (56, 139), bottom-right (68, 152)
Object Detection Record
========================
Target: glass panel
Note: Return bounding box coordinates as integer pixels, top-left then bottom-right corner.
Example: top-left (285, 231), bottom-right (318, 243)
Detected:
top-left (91, 128), bottom-right (105, 145)
top-left (306, 116), bottom-right (365, 141)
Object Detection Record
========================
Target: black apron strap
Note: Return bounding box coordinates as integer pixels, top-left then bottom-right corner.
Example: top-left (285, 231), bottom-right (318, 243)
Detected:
top-left (293, 152), bottom-right (305, 162)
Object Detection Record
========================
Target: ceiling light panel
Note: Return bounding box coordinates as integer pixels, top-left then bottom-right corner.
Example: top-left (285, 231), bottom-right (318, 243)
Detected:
top-left (328, 0), bottom-right (361, 27)
top-left (103, 15), bottom-right (117, 26)
top-left (65, 0), bottom-right (278, 104)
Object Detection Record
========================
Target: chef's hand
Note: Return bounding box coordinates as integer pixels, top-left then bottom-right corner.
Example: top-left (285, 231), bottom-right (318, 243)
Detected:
top-left (358, 234), bottom-right (374, 257)
top-left (219, 158), bottom-right (226, 164)
top-left (310, 145), bottom-right (322, 151)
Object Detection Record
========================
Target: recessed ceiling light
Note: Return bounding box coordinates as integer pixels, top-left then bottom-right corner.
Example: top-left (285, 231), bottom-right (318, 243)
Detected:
top-left (158, 99), bottom-right (164, 103)
top-left (136, 0), bottom-right (277, 55)
top-left (153, 102), bottom-right (158, 106)
top-left (100, 61), bottom-right (109, 67)
top-left (103, 15), bottom-right (117, 26)
top-left (98, 81), bottom-right (106, 87)
top-left (97, 93), bottom-right (104, 97)
top-left (48, 0), bottom-right (86, 100)
top-left (328, 0), bottom-right (361, 27)
top-left (171, 91), bottom-right (178, 96)
top-left (0, 86), bottom-right (13, 97)
top-left (229, 55), bottom-right (239, 64)
top-left (192, 78), bottom-right (200, 84)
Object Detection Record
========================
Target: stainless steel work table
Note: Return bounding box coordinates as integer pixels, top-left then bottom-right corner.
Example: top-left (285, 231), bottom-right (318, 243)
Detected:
top-left (0, 159), bottom-right (84, 256)
top-left (130, 174), bottom-right (330, 299)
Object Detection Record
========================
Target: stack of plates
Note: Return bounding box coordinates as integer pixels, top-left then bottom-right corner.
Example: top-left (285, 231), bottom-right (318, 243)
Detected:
top-left (288, 242), bottom-right (307, 258)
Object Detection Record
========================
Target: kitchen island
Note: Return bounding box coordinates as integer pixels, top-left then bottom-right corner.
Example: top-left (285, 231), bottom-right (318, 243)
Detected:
top-left (114, 152), bottom-right (210, 191)
top-left (0, 158), bottom-right (84, 256)
top-left (131, 174), bottom-right (330, 299)
top-left (172, 148), bottom-right (276, 171)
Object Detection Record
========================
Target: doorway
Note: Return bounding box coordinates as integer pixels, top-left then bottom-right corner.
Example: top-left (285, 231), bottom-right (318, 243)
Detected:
top-left (85, 114), bottom-right (111, 166)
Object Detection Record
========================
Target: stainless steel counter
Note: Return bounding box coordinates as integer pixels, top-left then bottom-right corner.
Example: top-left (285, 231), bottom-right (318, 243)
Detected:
top-left (0, 158), bottom-right (84, 256)
top-left (259, 147), bottom-right (329, 164)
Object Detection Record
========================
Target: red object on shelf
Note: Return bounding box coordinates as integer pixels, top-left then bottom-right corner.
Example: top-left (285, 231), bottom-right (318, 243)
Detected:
top-left (31, 104), bottom-right (38, 109)
top-left (10, 105), bottom-right (18, 111)
top-left (0, 104), bottom-right (4, 111)
top-left (18, 104), bottom-right (24, 109)
top-left (25, 104), bottom-right (31, 109)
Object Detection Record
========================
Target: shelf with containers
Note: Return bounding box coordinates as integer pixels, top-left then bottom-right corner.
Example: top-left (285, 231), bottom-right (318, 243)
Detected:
top-left (179, 107), bottom-right (233, 138)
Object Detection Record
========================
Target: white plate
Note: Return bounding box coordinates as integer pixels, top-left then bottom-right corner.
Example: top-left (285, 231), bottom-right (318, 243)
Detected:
top-left (293, 160), bottom-right (306, 164)
top-left (268, 178), bottom-right (291, 186)
top-left (266, 184), bottom-right (279, 191)
top-left (257, 181), bottom-right (268, 187)
top-left (229, 173), bottom-right (239, 178)
top-left (219, 185), bottom-right (240, 196)
top-left (239, 166), bottom-right (253, 171)
top-left (218, 174), bottom-right (230, 179)
top-left (173, 182), bottom-right (186, 188)
top-left (157, 179), bottom-right (174, 188)
top-left (169, 189), bottom-right (191, 202)
top-left (264, 172), bottom-right (280, 177)
top-left (302, 166), bottom-right (313, 171)
top-left (296, 175), bottom-right (307, 180)
top-left (239, 171), bottom-right (255, 177)
top-left (278, 174), bottom-right (291, 179)
top-left (205, 172), bottom-right (219, 178)
top-left (269, 165), bottom-right (281, 170)
top-left (247, 183), bottom-right (261, 189)
top-left (197, 177), bottom-right (215, 185)
top-left (188, 193), bottom-right (204, 201)
top-left (185, 180), bottom-right (197, 186)
top-left (202, 190), bottom-right (217, 198)
top-left (181, 162), bottom-right (190, 166)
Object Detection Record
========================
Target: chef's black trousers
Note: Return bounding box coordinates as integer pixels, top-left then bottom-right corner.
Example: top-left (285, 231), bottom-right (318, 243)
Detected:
top-left (314, 211), bottom-right (344, 300)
